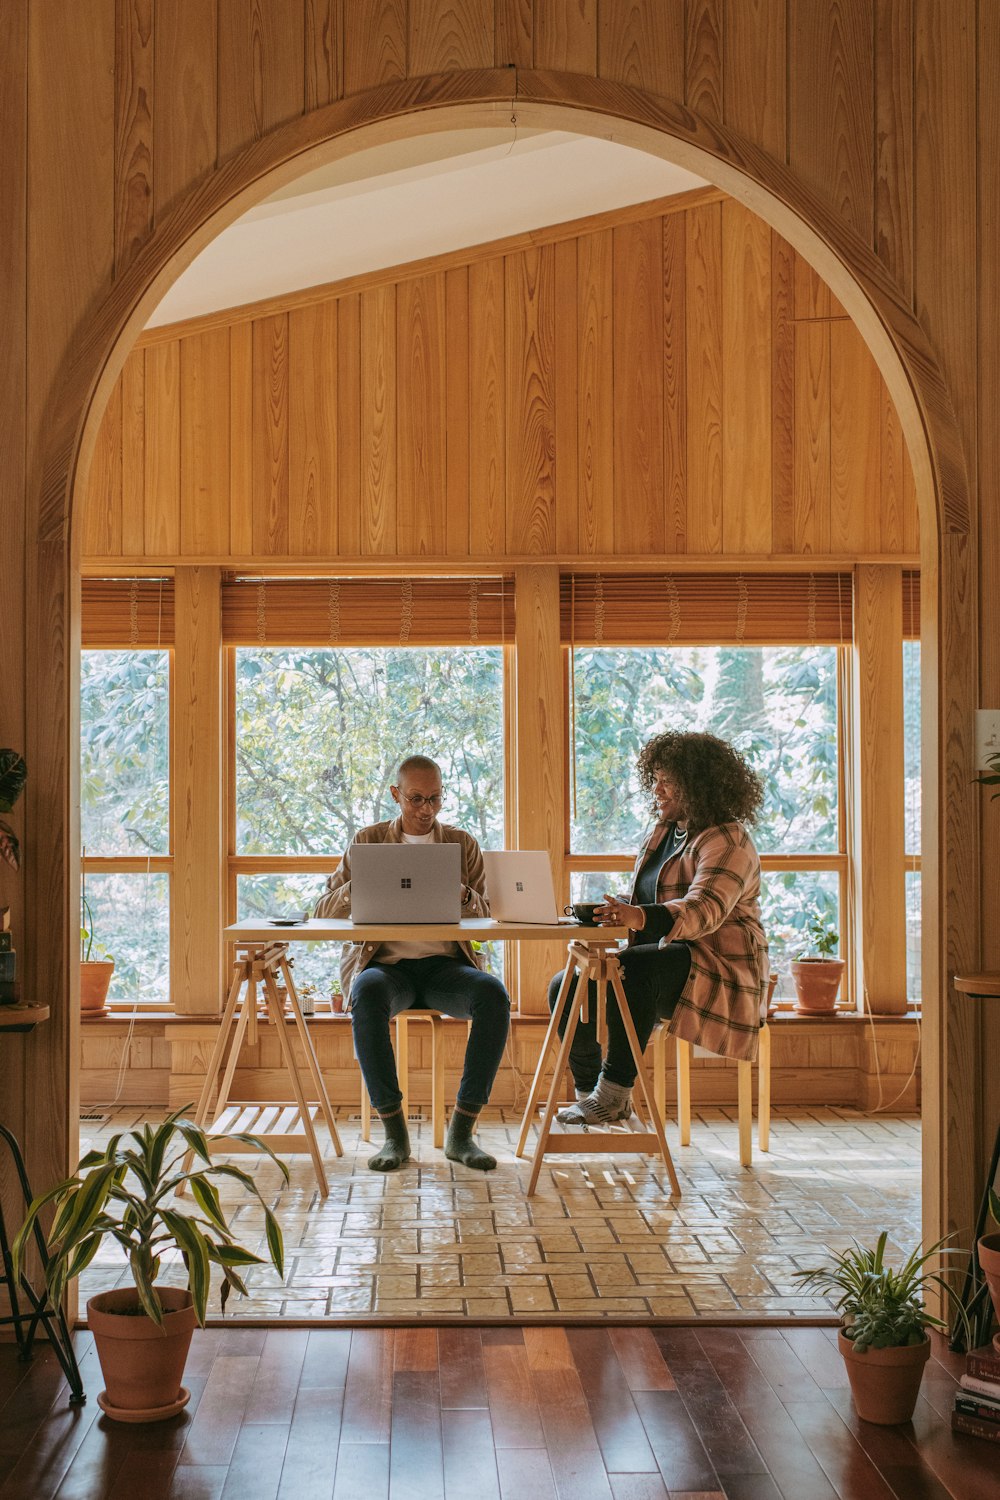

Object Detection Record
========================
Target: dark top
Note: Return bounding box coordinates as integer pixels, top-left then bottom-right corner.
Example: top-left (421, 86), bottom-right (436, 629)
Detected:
top-left (633, 823), bottom-right (688, 941)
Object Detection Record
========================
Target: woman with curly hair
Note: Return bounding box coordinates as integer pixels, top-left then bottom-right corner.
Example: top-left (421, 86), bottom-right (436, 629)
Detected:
top-left (550, 730), bottom-right (769, 1125)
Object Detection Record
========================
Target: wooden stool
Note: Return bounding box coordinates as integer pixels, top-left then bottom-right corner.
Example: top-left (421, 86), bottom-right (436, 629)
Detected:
top-left (181, 941), bottom-right (342, 1197)
top-left (653, 973), bottom-right (776, 1167)
top-left (360, 1009), bottom-right (448, 1149)
top-left (515, 939), bottom-right (681, 1198)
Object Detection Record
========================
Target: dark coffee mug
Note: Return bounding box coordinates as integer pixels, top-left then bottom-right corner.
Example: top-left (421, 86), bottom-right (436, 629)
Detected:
top-left (564, 901), bottom-right (601, 925)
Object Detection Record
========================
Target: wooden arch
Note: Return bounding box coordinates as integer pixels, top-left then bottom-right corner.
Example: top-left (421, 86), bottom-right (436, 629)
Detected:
top-left (40, 69), bottom-right (970, 1243)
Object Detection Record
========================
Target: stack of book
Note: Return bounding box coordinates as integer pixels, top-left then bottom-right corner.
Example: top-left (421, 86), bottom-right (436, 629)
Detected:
top-left (953, 1341), bottom-right (1000, 1442)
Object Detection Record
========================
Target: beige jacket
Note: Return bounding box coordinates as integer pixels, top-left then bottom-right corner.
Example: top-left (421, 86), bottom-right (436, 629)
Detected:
top-left (629, 821), bottom-right (769, 1063)
top-left (314, 817), bottom-right (489, 1000)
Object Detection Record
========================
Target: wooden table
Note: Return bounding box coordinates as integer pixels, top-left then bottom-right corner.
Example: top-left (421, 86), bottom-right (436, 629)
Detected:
top-left (221, 918), bottom-right (679, 1197)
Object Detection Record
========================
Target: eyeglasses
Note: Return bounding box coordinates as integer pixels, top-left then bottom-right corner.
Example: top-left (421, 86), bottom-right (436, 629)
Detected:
top-left (400, 792), bottom-right (443, 809)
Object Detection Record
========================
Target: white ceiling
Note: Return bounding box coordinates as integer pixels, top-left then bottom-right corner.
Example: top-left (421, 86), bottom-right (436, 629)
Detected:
top-left (148, 130), bottom-right (708, 327)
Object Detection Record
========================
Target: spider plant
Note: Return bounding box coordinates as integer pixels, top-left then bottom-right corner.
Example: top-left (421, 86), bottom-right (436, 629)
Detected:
top-left (793, 1231), bottom-right (969, 1351)
top-left (11, 1105), bottom-right (289, 1326)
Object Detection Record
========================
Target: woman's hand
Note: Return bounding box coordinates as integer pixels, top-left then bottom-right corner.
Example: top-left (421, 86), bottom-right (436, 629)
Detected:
top-left (596, 894), bottom-right (647, 931)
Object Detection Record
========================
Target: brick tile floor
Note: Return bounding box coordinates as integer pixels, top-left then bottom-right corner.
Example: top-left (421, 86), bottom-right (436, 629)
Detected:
top-left (78, 1105), bottom-right (921, 1322)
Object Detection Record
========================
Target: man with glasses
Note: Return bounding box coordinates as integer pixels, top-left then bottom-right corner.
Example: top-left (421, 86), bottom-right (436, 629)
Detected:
top-left (315, 754), bottom-right (510, 1172)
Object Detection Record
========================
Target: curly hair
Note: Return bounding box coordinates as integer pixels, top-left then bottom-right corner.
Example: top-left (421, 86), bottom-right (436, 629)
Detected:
top-left (636, 730), bottom-right (764, 831)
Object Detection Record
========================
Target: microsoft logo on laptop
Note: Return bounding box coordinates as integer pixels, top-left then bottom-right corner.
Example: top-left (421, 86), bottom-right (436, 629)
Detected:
top-left (400, 878), bottom-right (412, 889)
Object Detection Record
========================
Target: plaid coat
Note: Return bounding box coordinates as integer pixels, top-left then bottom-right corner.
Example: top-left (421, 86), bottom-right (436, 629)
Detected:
top-left (629, 821), bottom-right (769, 1063)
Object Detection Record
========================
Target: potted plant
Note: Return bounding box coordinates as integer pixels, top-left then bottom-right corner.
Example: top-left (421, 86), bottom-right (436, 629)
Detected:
top-left (12, 1105), bottom-right (289, 1422)
top-left (80, 888), bottom-right (115, 1015)
top-left (794, 1232), bottom-right (968, 1424)
top-left (791, 914), bottom-right (845, 1013)
top-left (977, 1186), bottom-right (1000, 1350)
top-left (0, 748), bottom-right (27, 871)
top-left (974, 749), bottom-right (1000, 800)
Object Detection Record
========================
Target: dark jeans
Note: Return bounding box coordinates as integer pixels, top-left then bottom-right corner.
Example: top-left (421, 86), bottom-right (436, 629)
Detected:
top-left (351, 955), bottom-right (510, 1114)
top-left (547, 941), bottom-right (692, 1090)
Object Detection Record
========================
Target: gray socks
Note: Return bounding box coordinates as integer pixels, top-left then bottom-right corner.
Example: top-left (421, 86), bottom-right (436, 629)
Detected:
top-left (368, 1107), bottom-right (411, 1171)
top-left (445, 1107), bottom-right (497, 1171)
top-left (557, 1076), bottom-right (633, 1125)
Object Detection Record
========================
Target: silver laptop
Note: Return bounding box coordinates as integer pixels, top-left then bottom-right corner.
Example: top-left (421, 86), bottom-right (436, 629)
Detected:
top-left (483, 850), bottom-right (560, 923)
top-left (351, 843), bottom-right (461, 923)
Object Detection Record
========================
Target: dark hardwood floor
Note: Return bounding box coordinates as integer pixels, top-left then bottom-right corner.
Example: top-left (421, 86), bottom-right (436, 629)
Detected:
top-left (0, 1325), bottom-right (993, 1499)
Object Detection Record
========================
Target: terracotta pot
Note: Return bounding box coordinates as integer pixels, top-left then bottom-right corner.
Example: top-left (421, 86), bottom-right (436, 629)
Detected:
top-left (837, 1330), bottom-right (930, 1424)
top-left (791, 957), bottom-right (845, 1013)
top-left (80, 959), bottom-right (114, 1015)
top-left (87, 1286), bottom-right (197, 1422)
top-left (978, 1232), bottom-right (1000, 1331)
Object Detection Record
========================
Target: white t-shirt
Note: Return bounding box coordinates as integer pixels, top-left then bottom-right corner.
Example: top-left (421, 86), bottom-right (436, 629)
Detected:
top-left (374, 831), bottom-right (460, 965)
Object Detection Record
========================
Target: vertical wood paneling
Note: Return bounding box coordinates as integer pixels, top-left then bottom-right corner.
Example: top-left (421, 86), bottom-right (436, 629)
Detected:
top-left (83, 381), bottom-right (123, 558)
top-left (360, 284), bottom-right (397, 554)
top-left (613, 218), bottom-right (664, 553)
top-left (444, 266), bottom-right (470, 556)
top-left (180, 330), bottom-right (231, 555)
top-left (685, 202), bottom-right (723, 552)
top-left (553, 238), bottom-right (579, 555)
top-left (789, 0), bottom-right (875, 247)
top-left (229, 321), bottom-right (253, 553)
top-left (662, 212), bottom-right (686, 552)
top-left (598, 0), bottom-right (684, 97)
top-left (495, 0), bottom-right (533, 67)
top-left (172, 567), bottom-right (224, 1015)
top-left (724, 0), bottom-right (787, 157)
top-left (397, 274), bottom-right (447, 555)
top-left (0, 0), bottom-right (26, 1216)
top-left (770, 235), bottom-right (796, 552)
top-left (305, 0), bottom-right (343, 109)
top-left (337, 293), bottom-right (362, 554)
top-left (343, 0), bottom-right (406, 93)
top-left (534, 0), bottom-right (597, 73)
top-left (120, 348), bottom-right (146, 554)
top-left (576, 230), bottom-right (614, 555)
top-left (879, 384), bottom-right (906, 553)
top-left (217, 0), bottom-right (305, 159)
top-left (794, 255), bottom-right (831, 319)
top-left (685, 0), bottom-right (723, 120)
top-left (252, 313), bottom-right (290, 554)
top-left (144, 342), bottom-right (181, 554)
top-left (792, 322), bottom-right (831, 554)
top-left (469, 257), bottom-right (506, 556)
top-left (831, 320), bottom-right (880, 553)
top-left (506, 246), bottom-right (556, 555)
top-left (289, 301), bottom-right (338, 556)
top-left (152, 0), bottom-right (217, 222)
top-left (408, 0), bottom-right (492, 73)
top-left (114, 0), bottom-right (153, 272)
top-left (875, 0), bottom-right (913, 296)
top-left (722, 202), bottom-right (771, 553)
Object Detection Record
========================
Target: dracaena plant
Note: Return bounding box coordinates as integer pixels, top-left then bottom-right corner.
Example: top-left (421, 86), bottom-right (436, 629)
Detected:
top-left (793, 1231), bottom-right (969, 1351)
top-left (11, 1105), bottom-right (289, 1326)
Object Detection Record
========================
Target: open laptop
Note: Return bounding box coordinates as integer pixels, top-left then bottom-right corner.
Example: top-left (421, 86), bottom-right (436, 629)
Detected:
top-left (483, 850), bottom-right (561, 923)
top-left (351, 843), bottom-right (462, 923)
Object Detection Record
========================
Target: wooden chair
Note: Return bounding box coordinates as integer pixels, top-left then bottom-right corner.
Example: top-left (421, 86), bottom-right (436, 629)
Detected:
top-left (359, 1010), bottom-right (448, 1149)
top-left (652, 973), bottom-right (777, 1168)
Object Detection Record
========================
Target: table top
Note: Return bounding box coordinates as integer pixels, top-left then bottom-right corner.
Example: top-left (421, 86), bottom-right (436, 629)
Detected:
top-left (954, 973), bottom-right (1000, 998)
top-left (0, 1004), bottom-right (50, 1032)
top-left (225, 917), bottom-right (628, 943)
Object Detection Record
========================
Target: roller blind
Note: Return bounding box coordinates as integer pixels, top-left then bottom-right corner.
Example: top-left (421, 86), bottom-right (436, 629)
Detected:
top-left (560, 572), bottom-right (854, 646)
top-left (902, 570), bottom-right (921, 639)
top-left (220, 576), bottom-right (515, 646)
top-left (81, 578), bottom-right (175, 647)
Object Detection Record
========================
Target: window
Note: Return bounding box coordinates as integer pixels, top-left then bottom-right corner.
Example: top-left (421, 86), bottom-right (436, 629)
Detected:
top-left (230, 645), bottom-right (507, 983)
top-left (80, 649), bottom-right (171, 1004)
top-left (568, 645), bottom-right (843, 1004)
top-left (903, 639), bottom-right (921, 1003)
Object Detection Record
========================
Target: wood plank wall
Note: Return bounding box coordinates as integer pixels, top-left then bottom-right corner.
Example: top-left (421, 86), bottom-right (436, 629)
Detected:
top-left (80, 198), bottom-right (918, 566)
top-left (2, 0), bottom-right (996, 1260)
